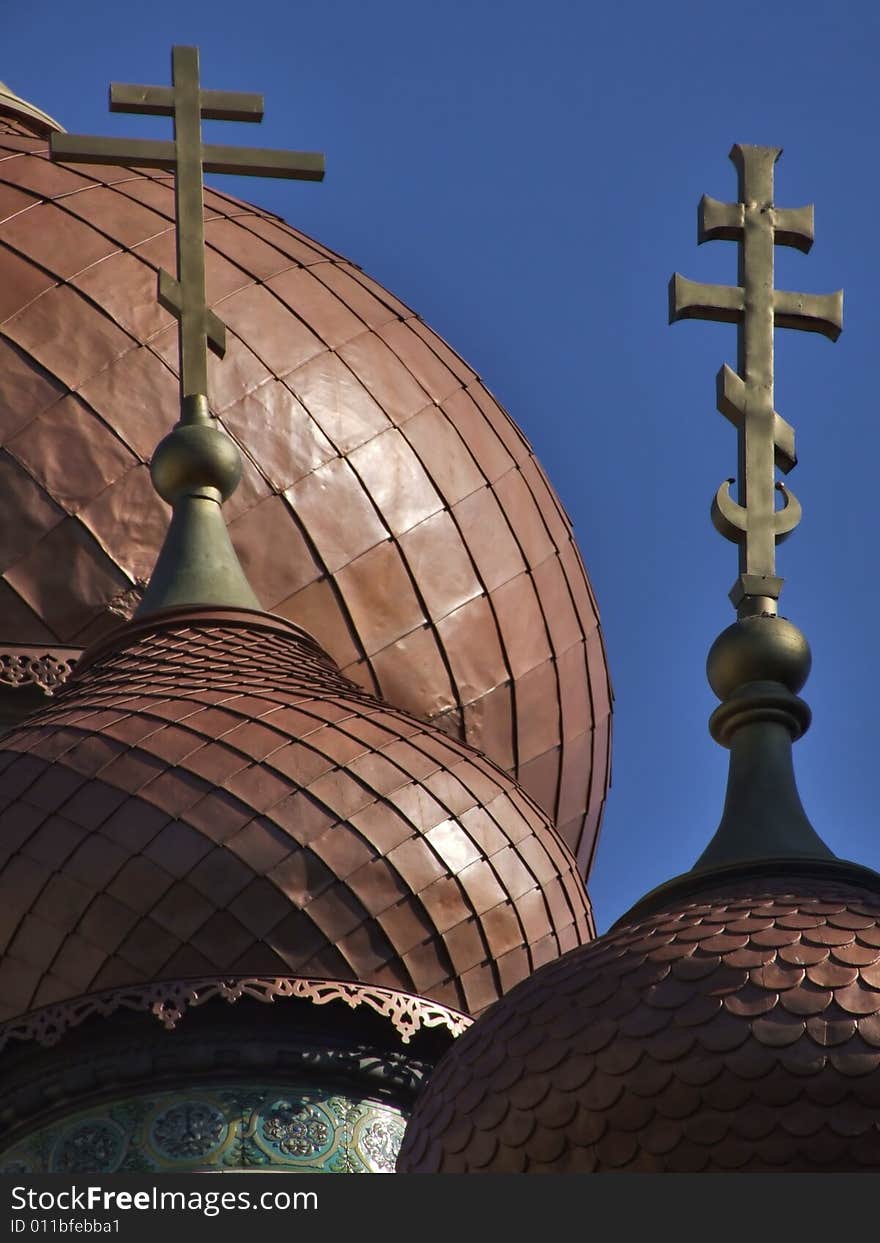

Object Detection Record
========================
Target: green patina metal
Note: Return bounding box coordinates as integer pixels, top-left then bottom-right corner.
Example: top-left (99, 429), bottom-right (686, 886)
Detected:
top-left (0, 1083), bottom-right (407, 1175)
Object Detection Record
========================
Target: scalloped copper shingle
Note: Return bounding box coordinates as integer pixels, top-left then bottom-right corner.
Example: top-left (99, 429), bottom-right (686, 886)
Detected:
top-left (0, 605), bottom-right (594, 1025)
top-left (397, 874), bottom-right (880, 1172)
top-left (0, 112), bottom-right (611, 878)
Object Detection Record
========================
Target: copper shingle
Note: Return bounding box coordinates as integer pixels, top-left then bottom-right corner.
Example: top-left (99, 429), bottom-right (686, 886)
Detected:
top-left (0, 112), bottom-right (611, 876)
top-left (398, 872), bottom-right (880, 1172)
top-left (0, 605), bottom-right (594, 1025)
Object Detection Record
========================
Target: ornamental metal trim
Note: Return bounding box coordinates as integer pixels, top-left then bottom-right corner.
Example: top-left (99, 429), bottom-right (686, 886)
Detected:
top-left (0, 647), bottom-right (80, 694)
top-left (0, 976), bottom-right (472, 1051)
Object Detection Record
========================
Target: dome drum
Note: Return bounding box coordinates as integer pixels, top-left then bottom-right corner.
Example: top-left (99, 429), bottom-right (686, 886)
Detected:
top-left (0, 985), bottom-right (457, 1174)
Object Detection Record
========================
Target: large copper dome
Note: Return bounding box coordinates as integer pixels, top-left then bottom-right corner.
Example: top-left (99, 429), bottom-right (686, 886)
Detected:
top-left (397, 867), bottom-right (880, 1172)
top-left (0, 603), bottom-right (593, 1025)
top-left (0, 99), bottom-right (611, 877)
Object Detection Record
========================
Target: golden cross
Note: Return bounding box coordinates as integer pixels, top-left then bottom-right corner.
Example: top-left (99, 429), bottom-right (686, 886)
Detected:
top-left (50, 46), bottom-right (324, 410)
top-left (669, 144), bottom-right (842, 613)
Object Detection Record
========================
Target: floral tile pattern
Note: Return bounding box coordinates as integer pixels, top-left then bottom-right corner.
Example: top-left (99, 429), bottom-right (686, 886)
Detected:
top-left (0, 1082), bottom-right (406, 1174)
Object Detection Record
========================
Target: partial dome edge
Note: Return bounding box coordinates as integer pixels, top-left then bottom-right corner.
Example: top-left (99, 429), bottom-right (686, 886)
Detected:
top-left (0, 82), bottom-right (64, 136)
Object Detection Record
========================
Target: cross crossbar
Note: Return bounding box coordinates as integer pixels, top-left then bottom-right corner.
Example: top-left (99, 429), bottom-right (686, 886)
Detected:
top-left (50, 46), bottom-right (325, 409)
top-left (669, 144), bottom-right (842, 613)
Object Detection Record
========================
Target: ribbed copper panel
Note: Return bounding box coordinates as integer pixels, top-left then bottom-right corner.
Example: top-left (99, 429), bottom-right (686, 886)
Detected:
top-left (0, 606), bottom-right (594, 1025)
top-left (0, 111), bottom-right (612, 878)
top-left (398, 873), bottom-right (880, 1172)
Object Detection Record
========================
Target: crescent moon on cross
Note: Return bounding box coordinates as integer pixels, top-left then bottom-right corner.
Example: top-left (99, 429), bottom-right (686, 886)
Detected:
top-left (710, 478), bottom-right (802, 545)
top-left (711, 478), bottom-right (746, 544)
top-left (773, 481), bottom-right (802, 542)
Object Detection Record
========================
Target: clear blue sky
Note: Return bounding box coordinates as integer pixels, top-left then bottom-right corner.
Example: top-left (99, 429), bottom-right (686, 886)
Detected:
top-left (5, 1), bottom-right (879, 932)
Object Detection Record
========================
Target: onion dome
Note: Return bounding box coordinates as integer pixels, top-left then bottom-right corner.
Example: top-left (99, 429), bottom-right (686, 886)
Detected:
top-left (398, 867), bottom-right (880, 1172)
top-left (398, 145), bottom-right (880, 1174)
top-left (398, 621), bottom-right (880, 1175)
top-left (0, 92), bottom-right (594, 1164)
top-left (0, 603), bottom-right (592, 1025)
top-left (0, 54), bottom-right (599, 1173)
top-left (0, 388), bottom-right (592, 1020)
top-left (0, 91), bottom-right (611, 876)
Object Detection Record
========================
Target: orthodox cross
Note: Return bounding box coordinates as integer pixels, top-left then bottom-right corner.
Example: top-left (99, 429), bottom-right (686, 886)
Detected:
top-left (669, 144), bottom-right (842, 614)
top-left (49, 46), bottom-right (324, 409)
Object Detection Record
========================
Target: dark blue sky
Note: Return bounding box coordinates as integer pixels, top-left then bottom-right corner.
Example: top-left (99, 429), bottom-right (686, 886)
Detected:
top-left (6, 1), bottom-right (880, 931)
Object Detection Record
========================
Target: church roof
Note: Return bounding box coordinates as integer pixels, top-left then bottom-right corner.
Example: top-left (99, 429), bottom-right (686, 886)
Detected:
top-left (0, 603), bottom-right (593, 1024)
top-left (0, 104), bottom-right (611, 877)
top-left (397, 142), bottom-right (878, 1174)
top-left (398, 867), bottom-right (880, 1171)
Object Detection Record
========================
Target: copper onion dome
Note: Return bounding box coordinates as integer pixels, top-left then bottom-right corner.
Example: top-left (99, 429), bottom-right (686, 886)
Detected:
top-left (0, 97), bottom-right (611, 877)
top-left (0, 52), bottom-right (600, 1175)
top-left (0, 599), bottom-right (594, 1024)
top-left (397, 865), bottom-right (880, 1172)
top-left (396, 587), bottom-right (880, 1174)
top-left (397, 146), bottom-right (880, 1174)
top-left (0, 353), bottom-right (593, 1027)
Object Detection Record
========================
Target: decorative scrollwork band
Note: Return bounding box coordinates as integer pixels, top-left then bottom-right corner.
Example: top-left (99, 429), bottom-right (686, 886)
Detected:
top-left (0, 976), bottom-right (472, 1050)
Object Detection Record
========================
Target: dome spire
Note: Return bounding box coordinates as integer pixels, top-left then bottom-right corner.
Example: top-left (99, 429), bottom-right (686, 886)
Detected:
top-left (48, 45), bottom-right (325, 616)
top-left (666, 144), bottom-right (843, 876)
top-left (398, 145), bottom-right (880, 1176)
top-left (134, 393), bottom-right (262, 613)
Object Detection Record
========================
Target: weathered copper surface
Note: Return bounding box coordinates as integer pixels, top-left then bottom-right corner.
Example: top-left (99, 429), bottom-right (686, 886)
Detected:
top-left (51, 47), bottom-right (324, 403)
top-left (398, 871), bottom-right (880, 1172)
top-left (0, 104), bottom-right (611, 876)
top-left (0, 605), bottom-right (593, 1024)
top-left (670, 145), bottom-right (842, 614)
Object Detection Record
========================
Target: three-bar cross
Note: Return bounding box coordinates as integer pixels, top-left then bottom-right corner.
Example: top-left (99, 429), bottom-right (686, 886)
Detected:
top-left (50, 46), bottom-right (324, 411)
top-left (670, 144), bottom-right (842, 613)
